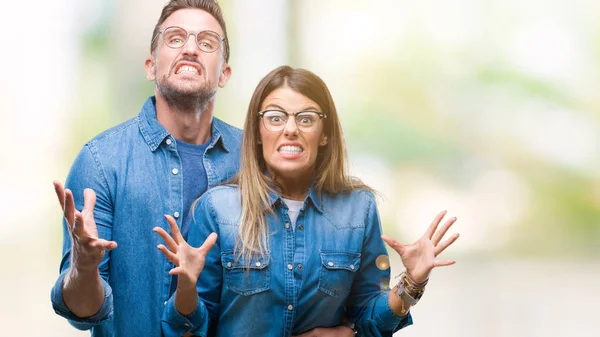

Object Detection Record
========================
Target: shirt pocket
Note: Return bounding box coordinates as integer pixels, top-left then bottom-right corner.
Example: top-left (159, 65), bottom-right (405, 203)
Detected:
top-left (318, 251), bottom-right (361, 298)
top-left (221, 252), bottom-right (271, 296)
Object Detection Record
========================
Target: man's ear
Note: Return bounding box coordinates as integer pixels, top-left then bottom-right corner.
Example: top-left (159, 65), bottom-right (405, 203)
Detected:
top-left (145, 56), bottom-right (156, 81)
top-left (218, 63), bottom-right (232, 88)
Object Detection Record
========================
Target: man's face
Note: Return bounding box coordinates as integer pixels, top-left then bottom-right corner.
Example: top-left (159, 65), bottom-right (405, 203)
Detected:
top-left (145, 9), bottom-right (231, 105)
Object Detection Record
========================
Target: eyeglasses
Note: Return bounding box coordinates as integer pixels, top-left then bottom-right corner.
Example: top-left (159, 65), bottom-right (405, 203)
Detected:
top-left (152, 26), bottom-right (225, 53)
top-left (258, 109), bottom-right (327, 133)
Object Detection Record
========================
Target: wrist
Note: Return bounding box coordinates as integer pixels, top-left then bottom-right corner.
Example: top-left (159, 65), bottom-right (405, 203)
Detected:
top-left (177, 277), bottom-right (197, 291)
top-left (70, 258), bottom-right (100, 274)
top-left (406, 269), bottom-right (429, 286)
top-left (394, 271), bottom-right (427, 307)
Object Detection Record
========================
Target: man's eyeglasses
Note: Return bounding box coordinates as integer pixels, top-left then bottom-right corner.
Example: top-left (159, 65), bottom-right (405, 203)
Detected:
top-left (258, 110), bottom-right (327, 133)
top-left (152, 26), bottom-right (225, 53)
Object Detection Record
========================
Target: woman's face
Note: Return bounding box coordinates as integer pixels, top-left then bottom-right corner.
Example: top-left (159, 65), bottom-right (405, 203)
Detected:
top-left (258, 86), bottom-right (328, 182)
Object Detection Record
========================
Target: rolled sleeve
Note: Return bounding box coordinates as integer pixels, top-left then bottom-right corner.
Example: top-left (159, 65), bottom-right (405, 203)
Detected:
top-left (161, 293), bottom-right (208, 337)
top-left (374, 292), bottom-right (413, 331)
top-left (50, 270), bottom-right (113, 330)
top-left (347, 191), bottom-right (414, 335)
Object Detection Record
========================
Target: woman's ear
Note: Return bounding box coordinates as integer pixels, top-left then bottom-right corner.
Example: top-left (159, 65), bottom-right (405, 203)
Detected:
top-left (319, 136), bottom-right (328, 146)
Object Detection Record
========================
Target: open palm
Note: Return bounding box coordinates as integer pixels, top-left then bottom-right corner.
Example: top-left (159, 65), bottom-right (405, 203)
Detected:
top-left (382, 210), bottom-right (459, 284)
top-left (153, 215), bottom-right (217, 288)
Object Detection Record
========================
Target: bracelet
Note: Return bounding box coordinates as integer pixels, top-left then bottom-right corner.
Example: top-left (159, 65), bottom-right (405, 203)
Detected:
top-left (394, 270), bottom-right (427, 307)
top-left (405, 271), bottom-right (429, 288)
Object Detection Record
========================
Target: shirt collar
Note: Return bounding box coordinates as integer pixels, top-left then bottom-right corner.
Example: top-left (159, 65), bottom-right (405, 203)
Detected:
top-left (267, 184), bottom-right (324, 214)
top-left (137, 96), bottom-right (231, 152)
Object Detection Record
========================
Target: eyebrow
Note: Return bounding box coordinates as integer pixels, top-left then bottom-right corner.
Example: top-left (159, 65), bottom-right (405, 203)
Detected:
top-left (264, 104), bottom-right (321, 112)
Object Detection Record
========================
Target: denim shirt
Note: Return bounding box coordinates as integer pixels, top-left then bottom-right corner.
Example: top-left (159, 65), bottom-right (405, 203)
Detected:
top-left (162, 185), bottom-right (413, 337)
top-left (50, 97), bottom-right (242, 337)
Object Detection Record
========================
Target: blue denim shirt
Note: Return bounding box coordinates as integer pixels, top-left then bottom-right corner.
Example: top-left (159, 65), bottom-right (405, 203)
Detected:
top-left (50, 97), bottom-right (242, 337)
top-left (162, 185), bottom-right (412, 337)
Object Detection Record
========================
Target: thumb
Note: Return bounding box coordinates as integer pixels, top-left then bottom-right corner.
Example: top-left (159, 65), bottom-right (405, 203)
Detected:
top-left (199, 233), bottom-right (218, 253)
top-left (381, 234), bottom-right (405, 255)
top-left (82, 188), bottom-right (97, 215)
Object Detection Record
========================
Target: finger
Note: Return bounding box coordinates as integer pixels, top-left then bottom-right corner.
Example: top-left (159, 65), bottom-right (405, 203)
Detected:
top-left (425, 210), bottom-right (447, 239)
top-left (381, 234), bottom-right (405, 255)
top-left (157, 244), bottom-right (179, 265)
top-left (64, 189), bottom-right (76, 226)
top-left (432, 216), bottom-right (457, 246)
top-left (198, 233), bottom-right (218, 253)
top-left (434, 233), bottom-right (459, 256)
top-left (434, 259), bottom-right (456, 267)
top-left (153, 227), bottom-right (178, 253)
top-left (53, 181), bottom-right (66, 211)
top-left (82, 188), bottom-right (97, 216)
top-left (89, 238), bottom-right (118, 251)
top-left (72, 210), bottom-right (85, 235)
top-left (164, 215), bottom-right (183, 244)
top-left (169, 266), bottom-right (183, 275)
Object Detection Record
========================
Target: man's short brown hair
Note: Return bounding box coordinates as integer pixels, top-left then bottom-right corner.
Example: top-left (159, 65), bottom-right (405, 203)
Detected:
top-left (150, 0), bottom-right (230, 62)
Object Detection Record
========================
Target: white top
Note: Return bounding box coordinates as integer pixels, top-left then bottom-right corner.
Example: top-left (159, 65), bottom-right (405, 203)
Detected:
top-left (282, 198), bottom-right (304, 229)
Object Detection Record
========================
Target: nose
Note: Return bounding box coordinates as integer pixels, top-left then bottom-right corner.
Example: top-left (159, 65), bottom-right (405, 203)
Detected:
top-left (182, 33), bottom-right (199, 55)
top-left (283, 117), bottom-right (299, 137)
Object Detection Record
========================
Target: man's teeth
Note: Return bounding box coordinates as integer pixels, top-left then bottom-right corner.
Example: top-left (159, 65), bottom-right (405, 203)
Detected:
top-left (176, 65), bottom-right (199, 74)
top-left (279, 145), bottom-right (302, 154)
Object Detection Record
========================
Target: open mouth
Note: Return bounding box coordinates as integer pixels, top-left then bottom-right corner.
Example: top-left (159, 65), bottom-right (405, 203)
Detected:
top-left (174, 63), bottom-right (201, 75)
top-left (278, 144), bottom-right (304, 155)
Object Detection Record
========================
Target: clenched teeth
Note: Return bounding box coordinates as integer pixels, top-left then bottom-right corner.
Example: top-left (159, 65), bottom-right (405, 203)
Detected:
top-left (278, 145), bottom-right (302, 154)
top-left (176, 65), bottom-right (199, 74)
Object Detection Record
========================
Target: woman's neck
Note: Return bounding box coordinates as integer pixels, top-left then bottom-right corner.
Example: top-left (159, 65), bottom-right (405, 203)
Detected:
top-left (272, 172), bottom-right (313, 201)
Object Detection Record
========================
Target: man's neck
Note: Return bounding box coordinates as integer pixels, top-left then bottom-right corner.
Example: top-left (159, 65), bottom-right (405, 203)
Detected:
top-left (155, 93), bottom-right (214, 145)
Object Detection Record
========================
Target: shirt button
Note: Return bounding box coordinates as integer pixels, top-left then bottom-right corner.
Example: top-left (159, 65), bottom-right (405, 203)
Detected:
top-left (184, 322), bottom-right (190, 327)
top-left (163, 301), bottom-right (167, 306)
top-left (287, 304), bottom-right (294, 311)
top-left (173, 211), bottom-right (180, 218)
top-left (298, 224), bottom-right (304, 230)
top-left (328, 262), bottom-right (334, 267)
top-left (255, 262), bottom-right (261, 267)
top-left (297, 264), bottom-right (303, 270)
top-left (166, 138), bottom-right (172, 145)
top-left (287, 264), bottom-right (293, 270)
top-left (285, 223), bottom-right (290, 229)
top-left (227, 262), bottom-right (232, 268)
top-left (172, 168), bottom-right (179, 175)
top-left (350, 264), bottom-right (355, 270)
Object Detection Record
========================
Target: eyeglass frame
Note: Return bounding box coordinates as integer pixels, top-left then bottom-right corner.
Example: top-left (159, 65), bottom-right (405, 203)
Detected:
top-left (151, 26), bottom-right (226, 54)
top-left (257, 109), bottom-right (328, 133)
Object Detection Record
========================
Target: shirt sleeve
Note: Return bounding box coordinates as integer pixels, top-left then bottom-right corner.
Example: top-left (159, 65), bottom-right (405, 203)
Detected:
top-left (346, 191), bottom-right (413, 336)
top-left (50, 143), bottom-right (115, 329)
top-left (161, 192), bottom-right (222, 336)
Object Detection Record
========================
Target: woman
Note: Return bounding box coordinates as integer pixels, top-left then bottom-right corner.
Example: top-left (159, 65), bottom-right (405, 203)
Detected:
top-left (155, 66), bottom-right (459, 336)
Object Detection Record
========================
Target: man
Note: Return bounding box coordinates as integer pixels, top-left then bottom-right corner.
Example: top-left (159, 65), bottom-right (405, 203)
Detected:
top-left (51, 1), bottom-right (354, 336)
top-left (51, 1), bottom-right (237, 336)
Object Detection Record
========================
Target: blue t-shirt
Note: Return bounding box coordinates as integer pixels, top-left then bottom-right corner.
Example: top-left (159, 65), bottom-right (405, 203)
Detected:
top-left (170, 138), bottom-right (210, 294)
top-left (176, 138), bottom-right (210, 239)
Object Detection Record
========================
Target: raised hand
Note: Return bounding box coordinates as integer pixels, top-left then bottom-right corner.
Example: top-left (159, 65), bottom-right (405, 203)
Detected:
top-left (153, 215), bottom-right (217, 289)
top-left (382, 210), bottom-right (459, 284)
top-left (53, 181), bottom-right (117, 271)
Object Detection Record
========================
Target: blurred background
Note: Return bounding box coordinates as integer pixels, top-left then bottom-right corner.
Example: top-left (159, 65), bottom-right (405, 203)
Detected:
top-left (1, 0), bottom-right (599, 336)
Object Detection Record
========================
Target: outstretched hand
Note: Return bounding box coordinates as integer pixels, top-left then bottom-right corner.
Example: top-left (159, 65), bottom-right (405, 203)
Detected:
top-left (153, 215), bottom-right (217, 289)
top-left (382, 210), bottom-right (459, 284)
top-left (53, 181), bottom-right (117, 271)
